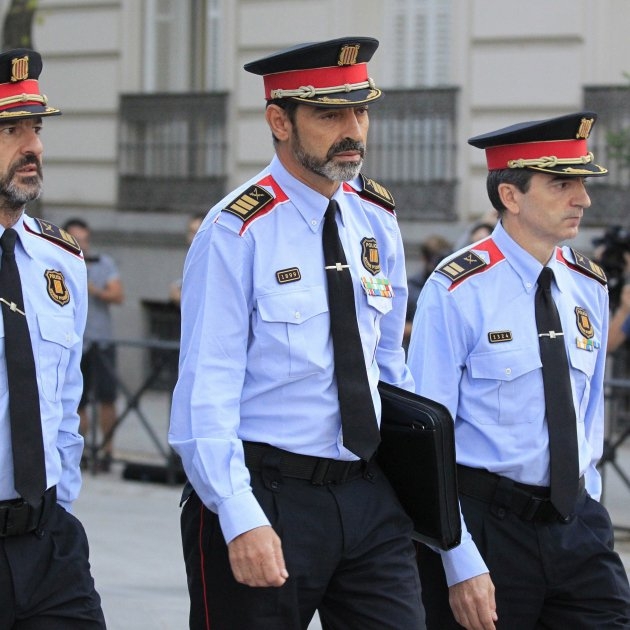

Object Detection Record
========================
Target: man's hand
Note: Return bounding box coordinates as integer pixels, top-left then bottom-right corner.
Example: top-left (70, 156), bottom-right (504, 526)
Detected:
top-left (449, 573), bottom-right (497, 630)
top-left (227, 525), bottom-right (289, 587)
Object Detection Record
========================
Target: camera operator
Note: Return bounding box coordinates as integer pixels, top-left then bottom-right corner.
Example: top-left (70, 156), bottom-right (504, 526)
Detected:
top-left (593, 226), bottom-right (630, 353)
top-left (593, 225), bottom-right (630, 313)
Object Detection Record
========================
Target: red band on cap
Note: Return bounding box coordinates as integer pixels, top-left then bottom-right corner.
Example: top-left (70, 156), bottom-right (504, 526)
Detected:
top-left (486, 139), bottom-right (588, 170)
top-left (0, 79), bottom-right (40, 98)
top-left (263, 63), bottom-right (368, 99)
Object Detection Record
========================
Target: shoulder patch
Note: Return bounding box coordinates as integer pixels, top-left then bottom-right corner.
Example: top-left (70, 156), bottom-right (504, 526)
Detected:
top-left (358, 175), bottom-right (395, 211)
top-left (33, 218), bottom-right (82, 255)
top-left (223, 184), bottom-right (274, 222)
top-left (567, 248), bottom-right (607, 285)
top-left (436, 249), bottom-right (487, 283)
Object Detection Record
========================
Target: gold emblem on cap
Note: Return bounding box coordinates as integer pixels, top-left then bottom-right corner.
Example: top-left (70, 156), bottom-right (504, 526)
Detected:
top-left (576, 117), bottom-right (594, 139)
top-left (10, 55), bottom-right (29, 82)
top-left (338, 44), bottom-right (360, 66)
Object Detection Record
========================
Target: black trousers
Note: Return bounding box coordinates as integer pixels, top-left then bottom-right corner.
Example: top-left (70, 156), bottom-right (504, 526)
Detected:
top-left (181, 462), bottom-right (425, 630)
top-left (0, 502), bottom-right (105, 629)
top-left (418, 491), bottom-right (630, 629)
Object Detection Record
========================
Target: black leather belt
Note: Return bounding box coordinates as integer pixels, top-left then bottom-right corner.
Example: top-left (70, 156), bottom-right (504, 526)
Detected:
top-left (243, 442), bottom-right (367, 485)
top-left (0, 486), bottom-right (56, 537)
top-left (457, 465), bottom-right (584, 523)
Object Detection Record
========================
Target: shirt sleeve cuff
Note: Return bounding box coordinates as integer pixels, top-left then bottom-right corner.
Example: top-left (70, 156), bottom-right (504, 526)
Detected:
top-left (217, 490), bottom-right (271, 544)
top-left (440, 537), bottom-right (489, 586)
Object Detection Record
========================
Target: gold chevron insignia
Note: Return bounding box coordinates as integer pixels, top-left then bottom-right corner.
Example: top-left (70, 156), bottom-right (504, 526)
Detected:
top-left (436, 250), bottom-right (486, 282)
top-left (224, 185), bottom-right (274, 221)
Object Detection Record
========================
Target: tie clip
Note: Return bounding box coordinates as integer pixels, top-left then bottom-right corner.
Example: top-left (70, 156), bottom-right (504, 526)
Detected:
top-left (0, 298), bottom-right (25, 316)
top-left (325, 263), bottom-right (350, 272)
top-left (539, 330), bottom-right (563, 339)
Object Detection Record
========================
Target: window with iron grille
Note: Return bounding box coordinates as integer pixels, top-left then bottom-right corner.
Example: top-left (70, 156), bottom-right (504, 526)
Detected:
top-left (118, 92), bottom-right (228, 212)
top-left (583, 85), bottom-right (630, 226)
top-left (364, 88), bottom-right (458, 221)
top-left (372, 0), bottom-right (456, 220)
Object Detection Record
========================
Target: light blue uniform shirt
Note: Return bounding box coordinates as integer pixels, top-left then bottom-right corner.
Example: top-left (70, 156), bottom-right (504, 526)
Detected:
top-left (0, 214), bottom-right (87, 511)
top-left (407, 221), bottom-right (608, 586)
top-left (169, 156), bottom-right (413, 544)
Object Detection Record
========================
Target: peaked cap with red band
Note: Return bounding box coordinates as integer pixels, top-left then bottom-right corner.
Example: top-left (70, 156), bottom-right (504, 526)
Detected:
top-left (244, 36), bottom-right (382, 108)
top-left (468, 111), bottom-right (607, 177)
top-left (0, 48), bottom-right (60, 120)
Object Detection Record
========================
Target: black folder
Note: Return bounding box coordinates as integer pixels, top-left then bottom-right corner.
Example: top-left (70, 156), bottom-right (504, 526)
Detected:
top-left (376, 381), bottom-right (461, 550)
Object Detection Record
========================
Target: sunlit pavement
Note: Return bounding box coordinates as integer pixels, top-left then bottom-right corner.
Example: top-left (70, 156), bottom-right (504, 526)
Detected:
top-left (74, 391), bottom-right (630, 629)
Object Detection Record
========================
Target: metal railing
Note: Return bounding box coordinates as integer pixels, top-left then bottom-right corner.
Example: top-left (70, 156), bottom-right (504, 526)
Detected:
top-left (82, 338), bottom-right (183, 484)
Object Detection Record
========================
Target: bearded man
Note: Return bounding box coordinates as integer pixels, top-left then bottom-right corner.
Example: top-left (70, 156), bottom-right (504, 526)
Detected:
top-left (168, 37), bottom-right (425, 630)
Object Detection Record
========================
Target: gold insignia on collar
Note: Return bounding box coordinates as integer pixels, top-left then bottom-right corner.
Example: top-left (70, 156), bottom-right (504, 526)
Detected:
top-left (575, 306), bottom-right (594, 339)
top-left (45, 269), bottom-right (70, 306)
top-left (576, 117), bottom-right (594, 139)
top-left (359, 175), bottom-right (395, 210)
top-left (569, 248), bottom-right (607, 284)
top-left (361, 237), bottom-right (380, 275)
top-left (338, 44), bottom-right (360, 66)
top-left (11, 55), bottom-right (29, 82)
top-left (436, 250), bottom-right (486, 282)
top-left (224, 184), bottom-right (274, 222)
top-left (34, 218), bottom-right (82, 255)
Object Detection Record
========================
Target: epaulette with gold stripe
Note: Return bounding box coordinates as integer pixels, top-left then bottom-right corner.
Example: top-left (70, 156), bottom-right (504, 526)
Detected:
top-left (436, 249), bottom-right (487, 283)
top-left (358, 175), bottom-right (395, 211)
top-left (223, 184), bottom-right (274, 222)
top-left (33, 218), bottom-right (82, 255)
top-left (568, 248), bottom-right (607, 285)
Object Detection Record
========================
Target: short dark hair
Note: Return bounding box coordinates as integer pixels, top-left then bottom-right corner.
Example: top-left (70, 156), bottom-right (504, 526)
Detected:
top-left (486, 169), bottom-right (534, 213)
top-left (62, 217), bottom-right (89, 231)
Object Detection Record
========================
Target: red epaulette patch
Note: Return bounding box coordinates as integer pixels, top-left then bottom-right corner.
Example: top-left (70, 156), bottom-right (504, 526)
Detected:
top-left (559, 248), bottom-right (607, 286)
top-left (222, 175), bottom-right (289, 235)
top-left (356, 175), bottom-right (395, 213)
top-left (436, 239), bottom-right (505, 290)
top-left (26, 219), bottom-right (83, 257)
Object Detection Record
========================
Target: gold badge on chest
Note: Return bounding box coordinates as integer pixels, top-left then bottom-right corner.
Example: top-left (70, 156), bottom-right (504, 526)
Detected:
top-left (45, 269), bottom-right (70, 306)
top-left (361, 237), bottom-right (380, 275)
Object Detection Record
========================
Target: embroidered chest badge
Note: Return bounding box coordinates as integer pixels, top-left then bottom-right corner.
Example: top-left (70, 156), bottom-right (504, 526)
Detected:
top-left (361, 237), bottom-right (380, 275)
top-left (575, 306), bottom-right (593, 339)
top-left (45, 269), bottom-right (70, 306)
top-left (574, 306), bottom-right (600, 351)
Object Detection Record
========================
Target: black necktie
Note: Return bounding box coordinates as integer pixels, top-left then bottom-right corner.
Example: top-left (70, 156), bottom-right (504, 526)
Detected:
top-left (0, 228), bottom-right (46, 506)
top-left (322, 200), bottom-right (380, 460)
top-left (535, 267), bottom-right (578, 517)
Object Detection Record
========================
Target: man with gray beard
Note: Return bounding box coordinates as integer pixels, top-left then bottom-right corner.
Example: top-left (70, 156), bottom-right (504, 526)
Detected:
top-left (0, 48), bottom-right (105, 628)
top-left (169, 37), bottom-right (425, 630)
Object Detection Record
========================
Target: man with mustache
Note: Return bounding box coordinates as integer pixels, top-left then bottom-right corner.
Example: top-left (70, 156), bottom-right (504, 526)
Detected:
top-left (408, 113), bottom-right (630, 629)
top-left (0, 49), bottom-right (105, 627)
top-left (169, 37), bottom-right (425, 629)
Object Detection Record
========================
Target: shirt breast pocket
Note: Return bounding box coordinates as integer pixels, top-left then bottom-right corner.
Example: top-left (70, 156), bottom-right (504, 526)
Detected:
top-left (568, 345), bottom-right (597, 422)
top-left (256, 286), bottom-right (329, 379)
top-left (468, 347), bottom-right (544, 425)
top-left (366, 294), bottom-right (393, 317)
top-left (36, 313), bottom-right (78, 402)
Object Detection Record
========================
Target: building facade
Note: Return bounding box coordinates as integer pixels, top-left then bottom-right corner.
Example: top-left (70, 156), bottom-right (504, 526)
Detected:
top-left (6, 0), bottom-right (629, 384)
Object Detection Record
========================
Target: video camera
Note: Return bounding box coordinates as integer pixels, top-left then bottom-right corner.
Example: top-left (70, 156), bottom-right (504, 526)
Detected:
top-left (592, 225), bottom-right (630, 311)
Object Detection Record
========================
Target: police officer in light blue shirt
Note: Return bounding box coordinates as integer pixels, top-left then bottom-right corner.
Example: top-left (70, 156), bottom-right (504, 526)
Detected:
top-left (0, 48), bottom-right (104, 627)
top-left (408, 112), bottom-right (630, 630)
top-left (169, 37), bottom-right (425, 630)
